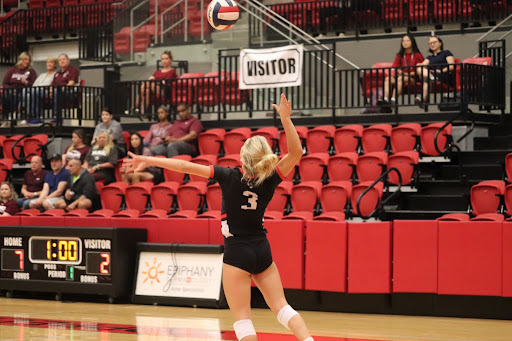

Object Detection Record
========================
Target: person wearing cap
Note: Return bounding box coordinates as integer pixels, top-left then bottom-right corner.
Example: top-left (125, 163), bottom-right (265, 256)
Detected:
top-left (29, 154), bottom-right (70, 211)
top-left (16, 156), bottom-right (48, 210)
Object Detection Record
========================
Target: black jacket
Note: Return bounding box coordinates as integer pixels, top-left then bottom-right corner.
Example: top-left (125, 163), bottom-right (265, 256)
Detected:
top-left (67, 168), bottom-right (100, 210)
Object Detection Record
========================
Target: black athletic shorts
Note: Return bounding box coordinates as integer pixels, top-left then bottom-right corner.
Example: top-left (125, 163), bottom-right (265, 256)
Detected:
top-left (223, 234), bottom-right (273, 274)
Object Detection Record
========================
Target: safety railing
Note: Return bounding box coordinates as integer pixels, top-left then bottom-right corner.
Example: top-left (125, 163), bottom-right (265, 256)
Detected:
top-left (79, 25), bottom-right (115, 63)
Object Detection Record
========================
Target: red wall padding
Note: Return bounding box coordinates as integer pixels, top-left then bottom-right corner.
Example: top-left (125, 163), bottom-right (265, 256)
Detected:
top-left (65, 217), bottom-right (111, 227)
top-left (266, 220), bottom-right (305, 289)
top-left (20, 216), bottom-right (67, 226)
top-left (438, 221), bottom-right (502, 296)
top-left (393, 220), bottom-right (438, 293)
top-left (142, 218), bottom-right (210, 244)
top-left (208, 219), bottom-right (224, 245)
top-left (503, 222), bottom-right (512, 297)
top-left (0, 216), bottom-right (20, 225)
top-left (110, 218), bottom-right (156, 242)
top-left (348, 222), bottom-right (392, 293)
top-left (305, 221), bottom-right (347, 292)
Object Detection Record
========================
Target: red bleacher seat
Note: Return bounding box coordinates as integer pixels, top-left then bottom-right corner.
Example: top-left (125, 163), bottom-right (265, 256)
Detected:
top-left (0, 158), bottom-right (14, 183)
top-left (15, 209), bottom-right (41, 216)
top-left (125, 182), bottom-right (153, 213)
top-left (100, 182), bottom-right (128, 213)
top-left (39, 209), bottom-right (66, 216)
top-left (23, 134), bottom-right (48, 161)
top-left (217, 154), bottom-right (241, 168)
top-left (112, 209), bottom-right (140, 218)
top-left (284, 181), bottom-right (322, 220)
top-left (168, 182), bottom-right (207, 218)
top-left (390, 123), bottom-right (421, 153)
top-left (434, 0), bottom-right (456, 22)
top-left (351, 181), bottom-right (384, 218)
top-left (29, 0), bottom-right (45, 8)
top-left (362, 124), bottom-right (392, 153)
top-left (189, 155), bottom-right (217, 183)
top-left (382, 0), bottom-right (404, 25)
top-left (306, 125), bottom-right (335, 154)
top-left (471, 180), bottom-right (506, 216)
top-left (197, 183), bottom-right (222, 219)
top-left (298, 153), bottom-right (329, 182)
top-left (327, 152), bottom-right (358, 182)
top-left (334, 125), bottom-right (363, 153)
top-left (88, 209), bottom-right (114, 217)
top-left (139, 209), bottom-right (168, 218)
top-left (197, 72), bottom-right (220, 107)
top-left (251, 127), bottom-right (279, 152)
top-left (3, 135), bottom-right (24, 161)
top-left (264, 181), bottom-right (293, 220)
top-left (470, 213), bottom-right (505, 222)
top-left (138, 130), bottom-right (149, 139)
top-left (150, 181), bottom-right (179, 212)
top-left (163, 155), bottom-right (192, 183)
top-left (172, 72), bottom-right (204, 106)
top-left (62, 208), bottom-right (89, 217)
top-left (198, 128), bottom-right (225, 156)
top-left (387, 151), bottom-right (419, 186)
top-left (279, 126), bottom-right (308, 155)
top-left (46, 0), bottom-right (61, 7)
top-left (221, 71), bottom-right (248, 106)
top-left (356, 151), bottom-right (388, 182)
top-left (420, 123), bottom-right (452, 156)
top-left (463, 57), bottom-right (493, 66)
top-left (437, 213), bottom-right (470, 221)
top-left (314, 181), bottom-right (352, 221)
top-left (223, 128), bottom-right (251, 155)
top-left (362, 62), bottom-right (393, 100)
top-left (409, 0), bottom-right (429, 24)
top-left (506, 184), bottom-right (512, 219)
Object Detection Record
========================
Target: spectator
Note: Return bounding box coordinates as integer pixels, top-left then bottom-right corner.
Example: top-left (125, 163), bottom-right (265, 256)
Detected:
top-left (2, 52), bottom-right (37, 127)
top-left (51, 53), bottom-right (80, 124)
top-left (121, 133), bottom-right (157, 184)
top-left (415, 35), bottom-right (456, 108)
top-left (54, 158), bottom-right (100, 212)
top-left (0, 182), bottom-right (20, 216)
top-left (84, 130), bottom-right (118, 184)
top-left (91, 108), bottom-right (124, 154)
top-left (17, 156), bottom-right (47, 210)
top-left (150, 103), bottom-right (202, 158)
top-left (379, 35), bottom-right (424, 113)
top-left (127, 50), bottom-right (178, 115)
top-left (63, 129), bottom-right (91, 166)
top-left (29, 154), bottom-right (70, 211)
top-left (23, 57), bottom-right (58, 124)
top-left (144, 105), bottom-right (173, 151)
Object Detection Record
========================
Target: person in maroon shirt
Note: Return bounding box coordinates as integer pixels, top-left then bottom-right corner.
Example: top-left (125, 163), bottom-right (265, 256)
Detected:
top-left (16, 156), bottom-right (48, 210)
top-left (2, 52), bottom-right (37, 124)
top-left (150, 103), bottom-right (203, 158)
top-left (63, 129), bottom-right (91, 166)
top-left (130, 50), bottom-right (178, 115)
top-left (51, 53), bottom-right (80, 124)
top-left (0, 182), bottom-right (20, 216)
top-left (144, 105), bottom-right (173, 149)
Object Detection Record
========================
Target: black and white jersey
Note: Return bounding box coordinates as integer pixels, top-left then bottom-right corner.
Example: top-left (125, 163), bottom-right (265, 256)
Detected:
top-left (209, 165), bottom-right (285, 237)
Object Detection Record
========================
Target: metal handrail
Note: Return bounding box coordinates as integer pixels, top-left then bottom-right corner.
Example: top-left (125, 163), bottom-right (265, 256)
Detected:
top-left (476, 12), bottom-right (512, 43)
top-left (160, 0), bottom-right (187, 43)
top-left (433, 109), bottom-right (473, 156)
top-left (11, 123), bottom-right (56, 164)
top-left (130, 0), bottom-right (157, 60)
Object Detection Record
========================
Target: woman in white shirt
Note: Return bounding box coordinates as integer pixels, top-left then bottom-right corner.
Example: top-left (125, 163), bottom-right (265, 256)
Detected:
top-left (23, 57), bottom-right (58, 124)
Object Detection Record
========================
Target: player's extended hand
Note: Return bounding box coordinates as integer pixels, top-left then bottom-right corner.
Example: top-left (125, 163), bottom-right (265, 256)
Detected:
top-left (124, 152), bottom-right (147, 173)
top-left (272, 93), bottom-right (291, 120)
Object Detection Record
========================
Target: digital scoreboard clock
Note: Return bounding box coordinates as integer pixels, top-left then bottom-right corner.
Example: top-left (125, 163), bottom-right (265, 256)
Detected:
top-left (0, 226), bottom-right (146, 301)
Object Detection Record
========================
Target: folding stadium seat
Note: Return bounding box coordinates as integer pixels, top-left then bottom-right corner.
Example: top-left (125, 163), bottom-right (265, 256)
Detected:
top-left (112, 209), bottom-right (140, 218)
top-left (327, 152), bottom-right (358, 182)
top-left (3, 135), bottom-right (24, 161)
top-left (62, 209), bottom-right (89, 217)
top-left (298, 153), bottom-right (329, 183)
top-left (470, 180), bottom-right (505, 216)
top-left (39, 209), bottom-right (66, 217)
top-left (420, 123), bottom-right (452, 156)
top-left (408, 0), bottom-right (429, 25)
top-left (306, 125), bottom-right (335, 154)
top-left (434, 0), bottom-right (457, 23)
top-left (197, 72), bottom-right (220, 108)
top-left (463, 57), bottom-right (493, 66)
top-left (172, 72), bottom-right (204, 106)
top-left (138, 130), bottom-right (149, 139)
top-left (122, 131), bottom-right (130, 150)
top-left (189, 155), bottom-right (217, 183)
top-left (221, 71), bottom-right (249, 106)
top-left (95, 181), bottom-right (105, 194)
top-left (100, 182), bottom-right (128, 213)
top-left (470, 213), bottom-right (505, 222)
top-left (88, 209), bottom-right (114, 217)
top-left (197, 183), bottom-right (222, 219)
top-left (279, 126), bottom-right (308, 155)
top-left (150, 181), bottom-right (179, 213)
top-left (506, 153), bottom-right (512, 183)
top-left (314, 181), bottom-right (352, 221)
top-left (217, 154), bottom-right (241, 168)
top-left (139, 209), bottom-right (168, 218)
top-left (125, 182), bottom-right (154, 213)
top-left (0, 158), bottom-right (14, 183)
top-left (163, 155), bottom-right (192, 183)
top-left (251, 127), bottom-right (279, 152)
top-left (168, 182), bottom-right (207, 218)
top-left (0, 135), bottom-right (6, 158)
top-left (264, 181), bottom-right (293, 220)
top-left (283, 181), bottom-right (322, 220)
top-left (362, 62), bottom-right (393, 103)
top-left (387, 151), bottom-right (419, 186)
top-left (506, 184), bottom-right (512, 221)
top-left (46, 0), bottom-right (61, 7)
top-left (382, 0), bottom-right (405, 26)
top-left (114, 158), bottom-right (126, 182)
top-left (15, 209), bottom-right (41, 216)
top-left (390, 123), bottom-right (421, 153)
top-left (437, 213), bottom-right (471, 221)
top-left (29, 0), bottom-right (45, 8)
top-left (351, 181), bottom-right (384, 218)
top-left (223, 128), bottom-right (251, 155)
top-left (333, 125), bottom-right (363, 154)
top-left (198, 128), bottom-right (225, 156)
top-left (23, 134), bottom-right (48, 161)
top-left (356, 152), bottom-right (388, 183)
top-left (362, 124), bottom-right (392, 153)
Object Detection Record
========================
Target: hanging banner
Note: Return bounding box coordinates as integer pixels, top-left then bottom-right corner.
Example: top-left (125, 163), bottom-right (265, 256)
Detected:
top-left (239, 44), bottom-right (303, 89)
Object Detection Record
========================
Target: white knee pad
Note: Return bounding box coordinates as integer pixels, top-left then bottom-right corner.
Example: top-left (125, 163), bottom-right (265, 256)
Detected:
top-left (233, 319), bottom-right (256, 340)
top-left (277, 305), bottom-right (299, 329)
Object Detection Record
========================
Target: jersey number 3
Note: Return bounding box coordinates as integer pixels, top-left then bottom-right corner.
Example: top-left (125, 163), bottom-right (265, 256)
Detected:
top-left (241, 191), bottom-right (258, 210)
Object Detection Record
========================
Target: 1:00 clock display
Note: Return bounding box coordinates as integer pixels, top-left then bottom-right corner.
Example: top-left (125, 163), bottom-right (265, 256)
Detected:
top-left (29, 237), bottom-right (82, 265)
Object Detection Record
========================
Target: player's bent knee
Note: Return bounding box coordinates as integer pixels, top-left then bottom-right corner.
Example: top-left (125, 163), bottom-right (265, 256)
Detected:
top-left (277, 305), bottom-right (299, 330)
top-left (233, 319), bottom-right (256, 340)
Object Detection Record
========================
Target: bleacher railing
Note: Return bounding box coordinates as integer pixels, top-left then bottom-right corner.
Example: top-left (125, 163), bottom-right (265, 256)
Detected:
top-left (0, 86), bottom-right (104, 126)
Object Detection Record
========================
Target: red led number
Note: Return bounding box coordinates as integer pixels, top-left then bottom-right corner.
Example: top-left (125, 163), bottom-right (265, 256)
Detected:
top-left (14, 250), bottom-right (23, 271)
top-left (100, 253), bottom-right (110, 274)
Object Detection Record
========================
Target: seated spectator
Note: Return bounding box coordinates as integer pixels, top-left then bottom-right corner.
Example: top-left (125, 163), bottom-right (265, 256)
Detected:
top-left (63, 128), bottom-right (91, 166)
top-left (0, 182), bottom-right (20, 216)
top-left (23, 57), bottom-right (58, 124)
top-left (128, 50), bottom-right (178, 115)
top-left (2, 52), bottom-right (37, 127)
top-left (16, 156), bottom-right (47, 209)
top-left (29, 154), bottom-right (70, 211)
top-left (84, 130), bottom-right (118, 184)
top-left (415, 35), bottom-right (456, 108)
top-left (54, 158), bottom-right (100, 212)
top-left (379, 35), bottom-right (424, 113)
top-left (144, 105), bottom-right (173, 151)
top-left (51, 53), bottom-right (80, 124)
top-left (150, 103), bottom-right (202, 158)
top-left (121, 133), bottom-right (158, 184)
top-left (91, 108), bottom-right (124, 155)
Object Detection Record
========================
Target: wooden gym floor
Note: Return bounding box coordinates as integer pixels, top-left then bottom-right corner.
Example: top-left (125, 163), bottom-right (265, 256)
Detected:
top-left (0, 297), bottom-right (512, 340)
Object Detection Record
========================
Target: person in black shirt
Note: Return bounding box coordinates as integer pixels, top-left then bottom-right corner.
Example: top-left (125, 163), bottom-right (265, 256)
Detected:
top-left (124, 94), bottom-right (314, 341)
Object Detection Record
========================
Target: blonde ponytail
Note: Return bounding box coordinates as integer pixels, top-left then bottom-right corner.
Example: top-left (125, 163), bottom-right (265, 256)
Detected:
top-left (240, 136), bottom-right (278, 186)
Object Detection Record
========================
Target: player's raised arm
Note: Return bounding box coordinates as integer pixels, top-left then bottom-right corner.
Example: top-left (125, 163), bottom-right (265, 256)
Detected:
top-left (124, 152), bottom-right (211, 178)
top-left (275, 94), bottom-right (303, 177)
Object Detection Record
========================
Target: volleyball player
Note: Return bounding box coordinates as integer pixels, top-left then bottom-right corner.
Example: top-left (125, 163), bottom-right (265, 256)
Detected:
top-left (124, 93), bottom-right (314, 341)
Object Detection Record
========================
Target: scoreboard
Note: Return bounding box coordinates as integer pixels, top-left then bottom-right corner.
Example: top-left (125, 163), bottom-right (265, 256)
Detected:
top-left (0, 226), bottom-right (146, 300)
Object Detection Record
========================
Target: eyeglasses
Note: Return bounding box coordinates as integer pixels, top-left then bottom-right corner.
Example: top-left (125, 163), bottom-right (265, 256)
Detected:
top-left (429, 41), bottom-right (439, 45)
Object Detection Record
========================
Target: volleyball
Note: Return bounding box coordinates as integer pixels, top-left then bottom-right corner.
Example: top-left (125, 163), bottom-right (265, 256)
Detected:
top-left (206, 0), bottom-right (240, 30)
